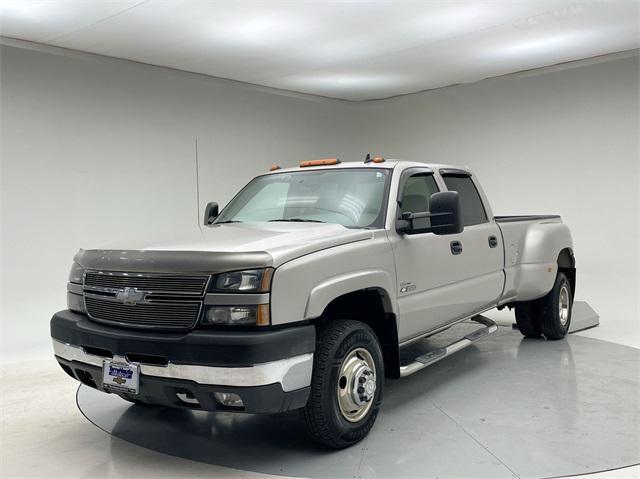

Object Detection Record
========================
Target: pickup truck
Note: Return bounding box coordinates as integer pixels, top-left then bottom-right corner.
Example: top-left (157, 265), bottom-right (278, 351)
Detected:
top-left (51, 158), bottom-right (576, 449)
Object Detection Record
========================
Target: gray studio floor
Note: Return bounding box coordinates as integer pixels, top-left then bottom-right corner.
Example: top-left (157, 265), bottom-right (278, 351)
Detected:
top-left (2, 305), bottom-right (639, 479)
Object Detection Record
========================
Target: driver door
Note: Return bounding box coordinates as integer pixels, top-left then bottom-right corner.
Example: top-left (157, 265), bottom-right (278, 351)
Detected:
top-left (389, 168), bottom-right (470, 342)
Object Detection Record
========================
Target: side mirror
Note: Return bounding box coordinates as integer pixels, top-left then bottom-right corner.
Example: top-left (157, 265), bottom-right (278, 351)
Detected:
top-left (395, 216), bottom-right (411, 234)
top-left (395, 191), bottom-right (463, 235)
top-left (429, 191), bottom-right (463, 235)
top-left (204, 202), bottom-right (219, 226)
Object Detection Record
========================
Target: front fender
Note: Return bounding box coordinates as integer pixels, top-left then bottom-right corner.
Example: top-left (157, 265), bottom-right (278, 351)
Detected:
top-left (304, 270), bottom-right (397, 319)
top-left (269, 234), bottom-right (397, 326)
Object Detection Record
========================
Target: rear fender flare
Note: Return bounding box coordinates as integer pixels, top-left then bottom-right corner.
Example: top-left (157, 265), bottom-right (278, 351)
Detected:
top-left (520, 222), bottom-right (574, 265)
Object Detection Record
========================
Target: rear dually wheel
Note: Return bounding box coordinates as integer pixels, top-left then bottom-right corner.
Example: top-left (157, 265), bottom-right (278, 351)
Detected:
top-left (515, 272), bottom-right (573, 340)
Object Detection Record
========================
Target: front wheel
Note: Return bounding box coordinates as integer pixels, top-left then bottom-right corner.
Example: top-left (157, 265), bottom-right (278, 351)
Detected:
top-left (303, 320), bottom-right (384, 449)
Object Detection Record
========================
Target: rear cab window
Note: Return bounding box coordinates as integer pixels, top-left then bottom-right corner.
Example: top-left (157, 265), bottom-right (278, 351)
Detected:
top-left (441, 173), bottom-right (487, 226)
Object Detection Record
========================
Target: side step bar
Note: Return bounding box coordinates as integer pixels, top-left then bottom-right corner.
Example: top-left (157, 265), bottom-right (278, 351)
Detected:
top-left (399, 316), bottom-right (498, 378)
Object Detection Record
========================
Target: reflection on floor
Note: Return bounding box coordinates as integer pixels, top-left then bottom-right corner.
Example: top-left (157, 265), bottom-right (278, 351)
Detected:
top-left (76, 326), bottom-right (639, 479)
top-left (1, 301), bottom-right (638, 479)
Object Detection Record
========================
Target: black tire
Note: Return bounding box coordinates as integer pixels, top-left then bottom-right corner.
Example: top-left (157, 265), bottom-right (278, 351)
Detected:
top-left (538, 272), bottom-right (573, 340)
top-left (514, 301), bottom-right (542, 338)
top-left (514, 272), bottom-right (572, 340)
top-left (303, 320), bottom-right (384, 449)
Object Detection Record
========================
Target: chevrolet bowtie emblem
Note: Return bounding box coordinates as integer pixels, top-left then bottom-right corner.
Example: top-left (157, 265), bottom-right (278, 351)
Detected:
top-left (115, 287), bottom-right (146, 305)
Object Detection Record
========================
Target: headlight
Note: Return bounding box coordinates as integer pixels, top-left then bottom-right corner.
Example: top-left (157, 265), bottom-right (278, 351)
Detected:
top-left (209, 268), bottom-right (274, 293)
top-left (202, 304), bottom-right (270, 326)
top-left (68, 262), bottom-right (85, 284)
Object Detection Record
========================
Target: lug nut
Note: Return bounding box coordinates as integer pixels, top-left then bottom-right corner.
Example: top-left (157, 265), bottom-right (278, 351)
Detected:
top-left (359, 377), bottom-right (366, 383)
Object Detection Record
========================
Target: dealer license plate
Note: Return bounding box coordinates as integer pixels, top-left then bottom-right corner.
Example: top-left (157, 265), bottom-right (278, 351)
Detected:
top-left (102, 358), bottom-right (140, 395)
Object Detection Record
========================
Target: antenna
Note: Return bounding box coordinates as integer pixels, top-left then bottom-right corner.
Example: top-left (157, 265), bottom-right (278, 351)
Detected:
top-left (195, 138), bottom-right (203, 233)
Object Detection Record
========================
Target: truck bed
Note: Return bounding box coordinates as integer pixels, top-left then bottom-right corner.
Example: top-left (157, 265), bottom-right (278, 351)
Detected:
top-left (494, 215), bottom-right (561, 223)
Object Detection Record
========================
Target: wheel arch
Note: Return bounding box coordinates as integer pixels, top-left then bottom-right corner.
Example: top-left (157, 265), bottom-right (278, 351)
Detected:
top-left (519, 222), bottom-right (574, 265)
top-left (557, 247), bottom-right (576, 297)
top-left (315, 288), bottom-right (400, 380)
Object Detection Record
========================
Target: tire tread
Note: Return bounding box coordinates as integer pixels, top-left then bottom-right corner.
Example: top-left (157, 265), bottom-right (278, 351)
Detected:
top-left (302, 319), bottom-right (381, 448)
top-left (514, 272), bottom-right (572, 340)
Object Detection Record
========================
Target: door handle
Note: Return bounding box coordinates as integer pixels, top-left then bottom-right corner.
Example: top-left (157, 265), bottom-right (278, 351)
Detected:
top-left (450, 241), bottom-right (463, 255)
top-left (488, 235), bottom-right (498, 248)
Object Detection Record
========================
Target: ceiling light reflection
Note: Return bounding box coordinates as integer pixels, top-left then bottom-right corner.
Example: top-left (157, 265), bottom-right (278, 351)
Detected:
top-left (211, 12), bottom-right (310, 47)
top-left (285, 73), bottom-right (406, 90)
top-left (490, 30), bottom-right (593, 58)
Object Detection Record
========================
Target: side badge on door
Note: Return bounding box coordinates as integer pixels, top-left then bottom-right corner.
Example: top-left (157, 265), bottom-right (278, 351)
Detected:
top-left (400, 282), bottom-right (416, 294)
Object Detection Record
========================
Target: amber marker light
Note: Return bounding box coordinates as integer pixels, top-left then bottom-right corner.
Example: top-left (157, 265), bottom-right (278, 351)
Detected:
top-left (299, 158), bottom-right (341, 167)
top-left (260, 267), bottom-right (275, 292)
top-left (256, 304), bottom-right (271, 326)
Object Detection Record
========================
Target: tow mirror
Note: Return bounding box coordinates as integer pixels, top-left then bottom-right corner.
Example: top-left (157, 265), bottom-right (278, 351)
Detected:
top-left (429, 191), bottom-right (463, 235)
top-left (395, 191), bottom-right (463, 236)
top-left (204, 202), bottom-right (219, 226)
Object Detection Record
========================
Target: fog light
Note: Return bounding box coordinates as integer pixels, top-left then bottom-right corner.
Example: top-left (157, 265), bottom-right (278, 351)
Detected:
top-left (214, 392), bottom-right (244, 408)
top-left (204, 305), bottom-right (258, 326)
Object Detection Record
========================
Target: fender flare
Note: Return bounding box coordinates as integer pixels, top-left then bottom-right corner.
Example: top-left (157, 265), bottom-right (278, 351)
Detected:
top-left (304, 269), bottom-right (397, 320)
top-left (520, 222), bottom-right (574, 265)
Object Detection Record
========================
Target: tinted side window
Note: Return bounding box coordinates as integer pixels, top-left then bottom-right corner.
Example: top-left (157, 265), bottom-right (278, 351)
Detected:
top-left (442, 176), bottom-right (487, 226)
top-left (400, 173), bottom-right (439, 230)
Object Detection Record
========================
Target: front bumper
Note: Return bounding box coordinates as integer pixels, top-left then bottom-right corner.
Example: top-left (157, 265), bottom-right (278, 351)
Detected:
top-left (51, 310), bottom-right (315, 413)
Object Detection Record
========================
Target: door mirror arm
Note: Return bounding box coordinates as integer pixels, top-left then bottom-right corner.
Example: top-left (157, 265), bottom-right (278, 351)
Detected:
top-left (395, 216), bottom-right (412, 234)
top-left (203, 202), bottom-right (219, 226)
top-left (395, 191), bottom-right (464, 236)
top-left (395, 211), bottom-right (441, 235)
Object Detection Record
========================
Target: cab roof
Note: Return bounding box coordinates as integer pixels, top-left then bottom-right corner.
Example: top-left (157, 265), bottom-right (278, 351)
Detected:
top-left (267, 159), bottom-right (470, 175)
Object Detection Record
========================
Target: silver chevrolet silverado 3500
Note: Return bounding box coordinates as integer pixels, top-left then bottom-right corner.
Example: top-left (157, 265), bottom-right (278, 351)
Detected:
top-left (51, 158), bottom-right (575, 448)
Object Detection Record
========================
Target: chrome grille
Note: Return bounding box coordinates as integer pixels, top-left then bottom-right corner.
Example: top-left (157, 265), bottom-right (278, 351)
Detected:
top-left (83, 271), bottom-right (209, 330)
top-left (85, 272), bottom-right (208, 295)
top-left (85, 296), bottom-right (201, 329)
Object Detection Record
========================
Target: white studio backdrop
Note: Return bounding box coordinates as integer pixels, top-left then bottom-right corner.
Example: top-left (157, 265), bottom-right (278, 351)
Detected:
top-left (352, 52), bottom-right (639, 347)
top-left (0, 40), bottom-right (359, 361)
top-left (1, 39), bottom-right (638, 361)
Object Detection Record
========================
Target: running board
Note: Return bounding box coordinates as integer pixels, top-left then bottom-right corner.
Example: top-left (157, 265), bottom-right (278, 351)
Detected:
top-left (399, 316), bottom-right (498, 378)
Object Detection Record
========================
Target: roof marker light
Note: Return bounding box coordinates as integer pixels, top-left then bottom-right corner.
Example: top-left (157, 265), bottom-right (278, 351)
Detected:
top-left (364, 154), bottom-right (385, 163)
top-left (299, 158), bottom-right (340, 167)
top-left (270, 164), bottom-right (281, 171)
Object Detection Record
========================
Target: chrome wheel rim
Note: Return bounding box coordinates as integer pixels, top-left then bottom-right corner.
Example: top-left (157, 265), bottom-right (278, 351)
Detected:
top-left (336, 347), bottom-right (377, 423)
top-left (559, 285), bottom-right (570, 326)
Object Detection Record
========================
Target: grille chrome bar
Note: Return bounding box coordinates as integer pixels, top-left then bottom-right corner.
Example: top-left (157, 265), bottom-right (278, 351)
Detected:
top-left (84, 271), bottom-right (209, 296)
top-left (85, 296), bottom-right (202, 330)
top-left (82, 271), bottom-right (209, 330)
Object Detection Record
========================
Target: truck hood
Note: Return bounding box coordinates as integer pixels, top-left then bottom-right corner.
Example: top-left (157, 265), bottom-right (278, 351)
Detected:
top-left (81, 223), bottom-right (373, 271)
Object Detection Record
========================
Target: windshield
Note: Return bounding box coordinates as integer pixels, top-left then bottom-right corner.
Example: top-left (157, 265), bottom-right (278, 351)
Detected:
top-left (215, 168), bottom-right (390, 228)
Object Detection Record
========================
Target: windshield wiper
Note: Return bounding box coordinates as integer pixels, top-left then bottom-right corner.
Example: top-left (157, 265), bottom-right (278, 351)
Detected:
top-left (215, 220), bottom-right (243, 224)
top-left (269, 218), bottom-right (325, 223)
